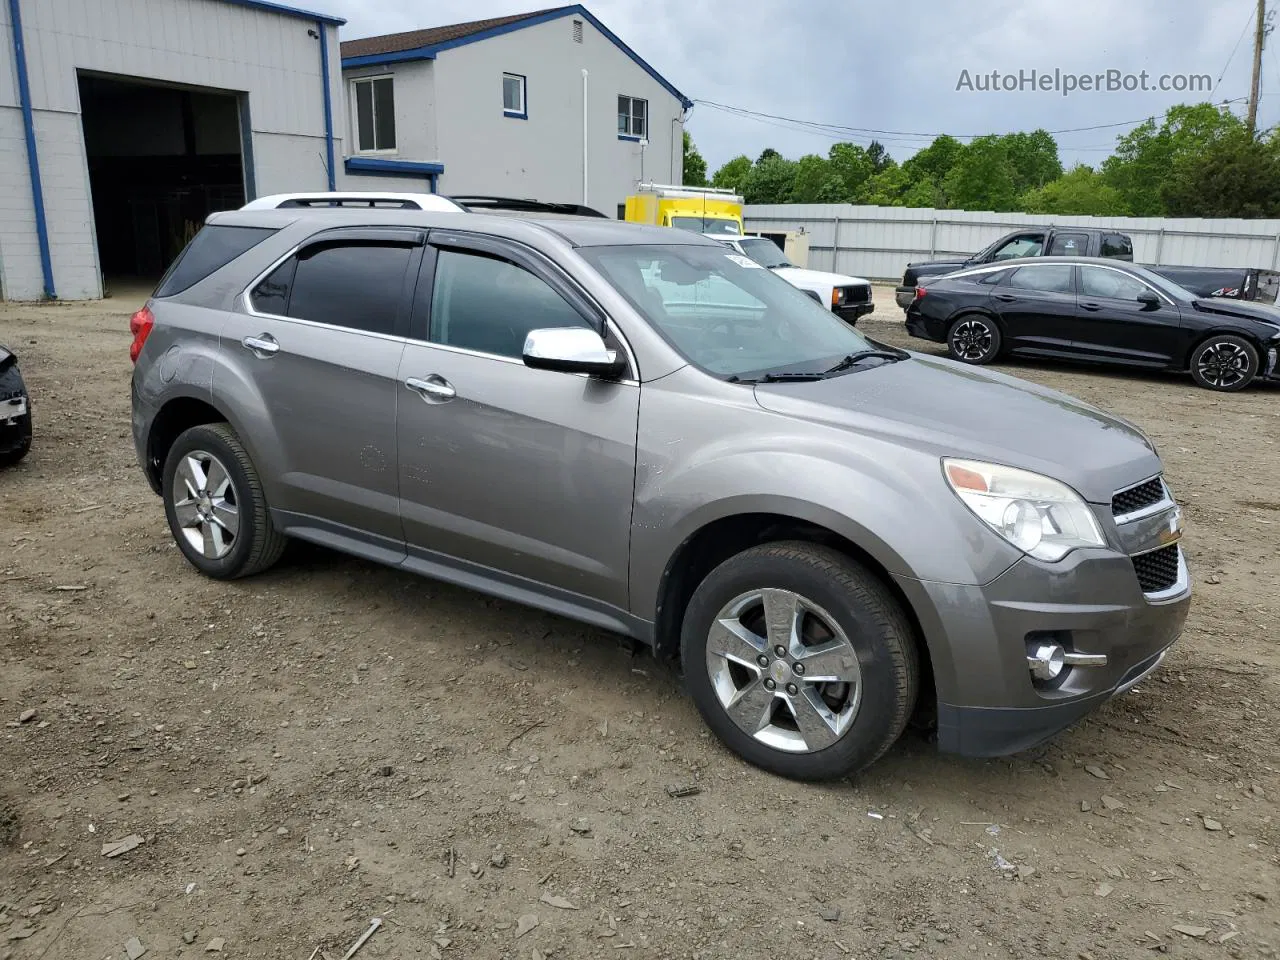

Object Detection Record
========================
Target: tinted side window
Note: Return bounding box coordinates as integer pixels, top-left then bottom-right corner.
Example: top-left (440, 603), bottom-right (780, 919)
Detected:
top-left (990, 235), bottom-right (1043, 260)
top-left (1008, 265), bottom-right (1074, 294)
top-left (430, 249), bottom-right (590, 358)
top-left (287, 243), bottom-right (412, 335)
top-left (1100, 233), bottom-right (1133, 259)
top-left (156, 225), bottom-right (278, 297)
top-left (1048, 232), bottom-right (1089, 256)
top-left (1080, 267), bottom-right (1149, 301)
top-left (977, 269), bottom-right (1012, 285)
top-left (250, 259), bottom-right (296, 315)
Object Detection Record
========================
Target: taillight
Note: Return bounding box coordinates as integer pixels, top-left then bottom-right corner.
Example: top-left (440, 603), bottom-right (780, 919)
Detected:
top-left (914, 286), bottom-right (927, 299)
top-left (129, 305), bottom-right (154, 363)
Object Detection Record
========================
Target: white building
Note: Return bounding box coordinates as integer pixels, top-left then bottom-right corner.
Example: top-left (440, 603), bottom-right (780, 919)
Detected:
top-left (340, 5), bottom-right (691, 219)
top-left (0, 0), bottom-right (345, 300)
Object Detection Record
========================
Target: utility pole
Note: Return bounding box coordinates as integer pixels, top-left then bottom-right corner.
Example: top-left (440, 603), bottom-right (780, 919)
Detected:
top-left (1248, 0), bottom-right (1265, 137)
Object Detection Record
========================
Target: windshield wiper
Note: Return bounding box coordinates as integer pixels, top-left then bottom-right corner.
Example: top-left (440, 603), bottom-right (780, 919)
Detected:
top-left (824, 348), bottom-right (908, 374)
top-left (727, 371), bottom-right (828, 384)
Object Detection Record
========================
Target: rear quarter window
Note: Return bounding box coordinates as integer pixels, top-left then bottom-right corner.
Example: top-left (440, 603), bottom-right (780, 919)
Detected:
top-left (1101, 233), bottom-right (1134, 259)
top-left (155, 225), bottom-right (279, 298)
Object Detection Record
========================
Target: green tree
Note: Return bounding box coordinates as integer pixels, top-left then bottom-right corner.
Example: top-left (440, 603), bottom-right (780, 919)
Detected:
top-left (1162, 129), bottom-right (1280, 218)
top-left (1101, 103), bottom-right (1245, 216)
top-left (1002, 129), bottom-right (1063, 193)
top-left (901, 135), bottom-right (965, 207)
top-left (682, 132), bottom-right (707, 186)
top-left (1018, 164), bottom-right (1130, 216)
top-left (860, 165), bottom-right (912, 205)
top-left (942, 135), bottom-right (1017, 211)
top-left (866, 140), bottom-right (893, 173)
top-left (743, 153), bottom-right (798, 204)
top-left (791, 153), bottom-right (845, 202)
top-left (710, 155), bottom-right (752, 192)
top-left (757, 147), bottom-right (782, 165)
top-left (827, 143), bottom-right (875, 200)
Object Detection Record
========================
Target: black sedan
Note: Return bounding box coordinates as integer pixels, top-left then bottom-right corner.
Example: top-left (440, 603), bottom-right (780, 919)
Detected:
top-left (904, 256), bottom-right (1280, 391)
top-left (1, 344), bottom-right (32, 466)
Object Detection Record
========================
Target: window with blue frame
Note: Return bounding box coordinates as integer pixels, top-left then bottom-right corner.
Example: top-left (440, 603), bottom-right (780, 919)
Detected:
top-left (503, 73), bottom-right (527, 118)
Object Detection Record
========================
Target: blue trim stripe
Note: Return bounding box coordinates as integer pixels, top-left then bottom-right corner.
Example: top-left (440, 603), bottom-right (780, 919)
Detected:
top-left (344, 157), bottom-right (442, 192)
top-left (7, 0), bottom-right (55, 299)
top-left (217, 0), bottom-right (344, 26)
top-left (318, 21), bottom-right (336, 190)
top-left (340, 4), bottom-right (691, 109)
top-left (343, 47), bottom-right (436, 67)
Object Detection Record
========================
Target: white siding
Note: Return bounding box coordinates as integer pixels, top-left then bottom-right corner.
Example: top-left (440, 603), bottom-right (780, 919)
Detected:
top-left (344, 59), bottom-right (437, 163)
top-left (0, 0), bottom-right (344, 300)
top-left (745, 203), bottom-right (1280, 283)
top-left (342, 13), bottom-right (688, 216)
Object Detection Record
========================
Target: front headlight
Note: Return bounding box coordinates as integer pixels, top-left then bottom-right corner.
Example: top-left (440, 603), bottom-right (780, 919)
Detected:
top-left (942, 458), bottom-right (1107, 562)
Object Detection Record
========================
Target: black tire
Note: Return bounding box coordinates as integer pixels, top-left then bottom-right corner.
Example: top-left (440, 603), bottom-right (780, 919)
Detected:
top-left (161, 423), bottom-right (287, 580)
top-left (1189, 334), bottom-right (1259, 391)
top-left (0, 362), bottom-right (32, 468)
top-left (680, 542), bottom-right (919, 781)
top-left (946, 314), bottom-right (1002, 364)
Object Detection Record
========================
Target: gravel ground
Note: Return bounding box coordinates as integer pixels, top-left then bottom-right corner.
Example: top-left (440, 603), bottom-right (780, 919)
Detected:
top-left (1, 284), bottom-right (1278, 960)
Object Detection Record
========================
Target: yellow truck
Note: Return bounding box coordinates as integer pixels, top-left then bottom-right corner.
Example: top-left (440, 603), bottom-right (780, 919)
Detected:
top-left (623, 182), bottom-right (744, 236)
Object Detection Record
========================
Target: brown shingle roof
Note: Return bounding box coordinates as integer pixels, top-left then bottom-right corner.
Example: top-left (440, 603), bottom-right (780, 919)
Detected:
top-left (340, 7), bottom-right (571, 59)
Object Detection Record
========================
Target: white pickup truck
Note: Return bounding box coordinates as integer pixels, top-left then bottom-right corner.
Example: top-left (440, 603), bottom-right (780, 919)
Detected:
top-left (709, 234), bottom-right (875, 325)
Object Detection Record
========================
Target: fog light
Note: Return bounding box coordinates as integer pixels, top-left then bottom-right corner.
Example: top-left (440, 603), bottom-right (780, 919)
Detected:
top-left (1027, 642), bottom-right (1066, 681)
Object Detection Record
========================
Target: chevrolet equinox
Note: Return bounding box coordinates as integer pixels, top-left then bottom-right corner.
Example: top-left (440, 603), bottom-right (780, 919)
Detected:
top-left (130, 196), bottom-right (1191, 781)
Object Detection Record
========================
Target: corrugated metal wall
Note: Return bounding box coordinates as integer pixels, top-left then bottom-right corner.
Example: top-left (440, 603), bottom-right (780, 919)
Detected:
top-left (744, 204), bottom-right (1280, 283)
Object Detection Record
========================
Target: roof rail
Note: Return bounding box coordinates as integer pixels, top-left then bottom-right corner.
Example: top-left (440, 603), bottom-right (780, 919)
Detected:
top-left (634, 182), bottom-right (743, 202)
top-left (241, 192), bottom-right (465, 212)
top-left (448, 195), bottom-right (610, 218)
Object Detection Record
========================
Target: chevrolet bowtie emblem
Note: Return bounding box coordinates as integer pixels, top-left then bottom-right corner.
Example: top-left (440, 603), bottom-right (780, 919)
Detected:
top-left (1158, 510), bottom-right (1183, 546)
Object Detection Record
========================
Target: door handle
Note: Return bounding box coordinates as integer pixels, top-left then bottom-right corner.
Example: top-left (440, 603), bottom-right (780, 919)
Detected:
top-left (1080, 302), bottom-right (1101, 311)
top-left (994, 294), bottom-right (1017, 302)
top-left (241, 334), bottom-right (279, 356)
top-left (405, 375), bottom-right (456, 402)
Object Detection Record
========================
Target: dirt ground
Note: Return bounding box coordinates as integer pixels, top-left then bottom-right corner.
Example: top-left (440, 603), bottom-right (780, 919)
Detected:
top-left (1, 283), bottom-right (1278, 960)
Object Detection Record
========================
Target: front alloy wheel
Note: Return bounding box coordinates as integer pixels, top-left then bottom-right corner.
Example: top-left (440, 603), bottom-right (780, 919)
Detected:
top-left (706, 589), bottom-right (862, 754)
top-left (682, 542), bottom-right (919, 781)
top-left (1190, 335), bottom-right (1258, 391)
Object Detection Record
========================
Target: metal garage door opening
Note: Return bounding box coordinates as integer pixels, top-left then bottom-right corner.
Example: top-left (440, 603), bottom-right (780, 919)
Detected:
top-left (78, 73), bottom-right (248, 289)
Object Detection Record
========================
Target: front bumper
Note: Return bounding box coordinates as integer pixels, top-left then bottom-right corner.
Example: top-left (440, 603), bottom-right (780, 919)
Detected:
top-left (894, 545), bottom-right (1191, 758)
top-left (835, 302), bottom-right (874, 324)
top-left (894, 285), bottom-right (916, 310)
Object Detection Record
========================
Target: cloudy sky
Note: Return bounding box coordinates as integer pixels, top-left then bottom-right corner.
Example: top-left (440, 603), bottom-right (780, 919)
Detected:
top-left (311, 0), bottom-right (1278, 172)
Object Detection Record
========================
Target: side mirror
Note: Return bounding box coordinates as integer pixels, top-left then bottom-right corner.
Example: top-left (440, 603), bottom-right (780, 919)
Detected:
top-left (522, 327), bottom-right (626, 378)
top-left (1136, 290), bottom-right (1160, 308)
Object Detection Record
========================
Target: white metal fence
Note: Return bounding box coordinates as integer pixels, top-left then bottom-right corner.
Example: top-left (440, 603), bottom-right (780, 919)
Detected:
top-left (743, 204), bottom-right (1280, 283)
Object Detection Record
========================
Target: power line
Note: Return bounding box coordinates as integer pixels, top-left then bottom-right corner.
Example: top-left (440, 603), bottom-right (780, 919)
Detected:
top-left (693, 97), bottom-right (1251, 145)
top-left (1211, 4), bottom-right (1257, 99)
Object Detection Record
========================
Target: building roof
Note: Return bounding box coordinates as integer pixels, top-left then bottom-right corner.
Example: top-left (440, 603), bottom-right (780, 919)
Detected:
top-left (217, 0), bottom-right (346, 26)
top-left (340, 8), bottom-right (561, 59)
top-left (340, 4), bottom-right (691, 109)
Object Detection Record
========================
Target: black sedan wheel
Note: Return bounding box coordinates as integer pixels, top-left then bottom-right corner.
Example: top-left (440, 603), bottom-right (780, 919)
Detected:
top-left (1190, 335), bottom-right (1258, 391)
top-left (947, 315), bottom-right (1002, 364)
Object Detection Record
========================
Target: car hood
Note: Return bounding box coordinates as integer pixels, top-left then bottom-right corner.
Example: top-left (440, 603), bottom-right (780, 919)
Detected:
top-left (1190, 297), bottom-right (1280, 328)
top-left (772, 266), bottom-right (870, 287)
top-left (753, 353), bottom-right (1160, 504)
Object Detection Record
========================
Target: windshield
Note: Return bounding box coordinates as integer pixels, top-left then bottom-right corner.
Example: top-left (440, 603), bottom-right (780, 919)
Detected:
top-left (737, 237), bottom-right (793, 268)
top-left (579, 243), bottom-right (872, 379)
top-left (1124, 263), bottom-right (1198, 304)
top-left (671, 216), bottom-right (742, 236)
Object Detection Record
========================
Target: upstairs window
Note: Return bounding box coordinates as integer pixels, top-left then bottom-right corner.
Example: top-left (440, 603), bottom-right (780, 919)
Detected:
top-left (352, 76), bottom-right (395, 152)
top-left (618, 95), bottom-right (647, 139)
top-left (503, 73), bottom-right (527, 118)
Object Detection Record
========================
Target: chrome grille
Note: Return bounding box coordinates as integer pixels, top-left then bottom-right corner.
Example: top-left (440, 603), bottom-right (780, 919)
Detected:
top-left (1112, 477), bottom-right (1165, 517)
top-left (1132, 545), bottom-right (1180, 593)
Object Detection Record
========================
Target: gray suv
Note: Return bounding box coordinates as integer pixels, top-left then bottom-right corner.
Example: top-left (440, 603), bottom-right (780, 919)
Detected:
top-left (130, 196), bottom-right (1191, 781)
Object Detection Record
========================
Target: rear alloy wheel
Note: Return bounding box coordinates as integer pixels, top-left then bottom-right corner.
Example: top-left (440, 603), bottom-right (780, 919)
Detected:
top-left (1190, 335), bottom-right (1258, 391)
top-left (162, 423), bottom-right (286, 579)
top-left (947, 315), bottom-right (1001, 364)
top-left (681, 542), bottom-right (919, 781)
